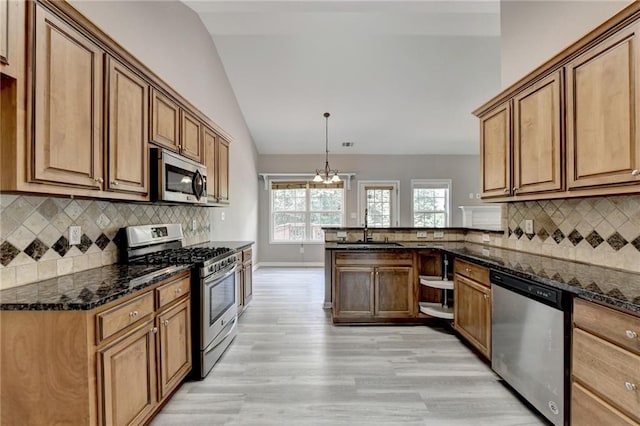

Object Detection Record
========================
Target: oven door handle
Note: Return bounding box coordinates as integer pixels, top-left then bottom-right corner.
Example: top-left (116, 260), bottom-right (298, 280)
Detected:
top-left (204, 317), bottom-right (237, 355)
top-left (208, 264), bottom-right (237, 283)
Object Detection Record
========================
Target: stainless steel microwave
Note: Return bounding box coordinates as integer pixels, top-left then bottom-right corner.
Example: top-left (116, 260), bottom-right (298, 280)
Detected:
top-left (151, 147), bottom-right (207, 205)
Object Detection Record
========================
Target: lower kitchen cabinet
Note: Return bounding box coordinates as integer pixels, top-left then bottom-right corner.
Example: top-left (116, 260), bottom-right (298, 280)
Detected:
top-left (0, 271), bottom-right (192, 426)
top-left (332, 251), bottom-right (415, 323)
top-left (237, 246), bottom-right (253, 314)
top-left (453, 259), bottom-right (491, 359)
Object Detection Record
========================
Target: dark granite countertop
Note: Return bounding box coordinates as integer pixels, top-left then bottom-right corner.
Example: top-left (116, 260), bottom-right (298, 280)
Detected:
top-left (196, 241), bottom-right (253, 251)
top-left (325, 241), bottom-right (640, 315)
top-left (322, 226), bottom-right (504, 234)
top-left (0, 264), bottom-right (191, 311)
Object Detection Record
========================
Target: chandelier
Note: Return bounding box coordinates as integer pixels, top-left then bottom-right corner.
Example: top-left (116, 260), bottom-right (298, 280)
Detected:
top-left (313, 112), bottom-right (341, 184)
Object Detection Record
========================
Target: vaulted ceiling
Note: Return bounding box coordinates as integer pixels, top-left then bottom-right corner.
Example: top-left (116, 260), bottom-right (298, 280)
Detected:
top-left (184, 1), bottom-right (501, 155)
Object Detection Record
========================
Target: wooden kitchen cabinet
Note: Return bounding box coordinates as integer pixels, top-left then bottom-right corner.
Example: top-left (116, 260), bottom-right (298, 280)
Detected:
top-left (107, 58), bottom-right (149, 195)
top-left (0, 0), bottom-right (9, 67)
top-left (98, 319), bottom-right (158, 426)
top-left (479, 101), bottom-right (512, 198)
top-left (157, 298), bottom-right (191, 399)
top-left (203, 126), bottom-right (231, 204)
top-left (571, 298), bottom-right (640, 425)
top-left (151, 89), bottom-right (181, 152)
top-left (32, 4), bottom-right (104, 189)
top-left (566, 24), bottom-right (640, 190)
top-left (513, 71), bottom-right (563, 195)
top-left (453, 260), bottom-right (491, 359)
top-left (217, 137), bottom-right (230, 204)
top-left (237, 246), bottom-right (253, 314)
top-left (332, 251), bottom-right (415, 323)
top-left (180, 109), bottom-right (203, 162)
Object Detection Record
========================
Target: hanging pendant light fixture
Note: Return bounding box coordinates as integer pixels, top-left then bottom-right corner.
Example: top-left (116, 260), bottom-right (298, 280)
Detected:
top-left (313, 112), bottom-right (341, 184)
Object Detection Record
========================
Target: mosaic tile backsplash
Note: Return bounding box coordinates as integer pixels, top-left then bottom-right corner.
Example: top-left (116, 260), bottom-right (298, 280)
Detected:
top-left (503, 195), bottom-right (640, 272)
top-left (0, 194), bottom-right (210, 289)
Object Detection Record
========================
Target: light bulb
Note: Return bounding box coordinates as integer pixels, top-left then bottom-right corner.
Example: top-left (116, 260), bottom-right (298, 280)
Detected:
top-left (313, 173), bottom-right (323, 182)
top-left (331, 174), bottom-right (341, 182)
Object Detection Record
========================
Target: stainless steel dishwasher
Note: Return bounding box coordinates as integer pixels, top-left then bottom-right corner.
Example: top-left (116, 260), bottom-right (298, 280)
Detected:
top-left (490, 270), bottom-right (570, 426)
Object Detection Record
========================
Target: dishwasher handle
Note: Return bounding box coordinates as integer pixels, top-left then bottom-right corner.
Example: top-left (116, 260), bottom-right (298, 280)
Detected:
top-left (490, 270), bottom-right (566, 310)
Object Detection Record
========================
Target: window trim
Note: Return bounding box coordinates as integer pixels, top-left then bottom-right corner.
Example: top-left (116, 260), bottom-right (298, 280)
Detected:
top-left (357, 180), bottom-right (400, 228)
top-left (269, 178), bottom-right (346, 244)
top-left (411, 179), bottom-right (452, 228)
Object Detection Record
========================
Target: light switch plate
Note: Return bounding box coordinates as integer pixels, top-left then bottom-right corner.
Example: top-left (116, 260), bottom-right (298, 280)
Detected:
top-left (525, 219), bottom-right (534, 234)
top-left (482, 234), bottom-right (491, 242)
top-left (69, 226), bottom-right (81, 245)
top-left (221, 211), bottom-right (225, 221)
top-left (337, 231), bottom-right (347, 238)
top-left (416, 231), bottom-right (428, 238)
top-left (434, 231), bottom-right (444, 239)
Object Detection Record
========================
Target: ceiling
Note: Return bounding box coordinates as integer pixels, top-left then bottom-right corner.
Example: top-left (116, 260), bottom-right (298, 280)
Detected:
top-left (184, 1), bottom-right (502, 155)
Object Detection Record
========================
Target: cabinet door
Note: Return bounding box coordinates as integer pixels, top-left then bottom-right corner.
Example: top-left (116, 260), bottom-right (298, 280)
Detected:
top-left (107, 59), bottom-right (149, 195)
top-left (454, 274), bottom-right (491, 358)
top-left (98, 320), bottom-right (157, 426)
top-left (480, 101), bottom-right (511, 198)
top-left (203, 126), bottom-right (217, 201)
top-left (513, 71), bottom-right (563, 195)
top-left (243, 260), bottom-right (253, 306)
top-left (217, 138), bottom-right (230, 203)
top-left (157, 299), bottom-right (191, 400)
top-left (334, 266), bottom-right (374, 319)
top-left (571, 382), bottom-right (637, 426)
top-left (237, 261), bottom-right (245, 312)
top-left (375, 266), bottom-right (414, 318)
top-left (180, 110), bottom-right (202, 162)
top-left (32, 5), bottom-right (104, 189)
top-left (150, 89), bottom-right (180, 151)
top-left (0, 0), bottom-right (9, 65)
top-left (566, 24), bottom-right (640, 189)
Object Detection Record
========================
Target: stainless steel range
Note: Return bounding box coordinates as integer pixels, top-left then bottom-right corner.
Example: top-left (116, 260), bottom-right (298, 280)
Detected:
top-left (121, 223), bottom-right (238, 379)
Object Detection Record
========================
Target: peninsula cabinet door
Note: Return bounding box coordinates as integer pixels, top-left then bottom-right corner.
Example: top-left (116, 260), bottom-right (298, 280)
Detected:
top-left (334, 266), bottom-right (374, 319)
top-left (566, 23), bottom-right (640, 189)
top-left (157, 299), bottom-right (191, 400)
top-left (513, 71), bottom-right (563, 195)
top-left (107, 59), bottom-right (149, 195)
top-left (374, 266), bottom-right (414, 318)
top-left (98, 320), bottom-right (158, 426)
top-left (32, 5), bottom-right (104, 189)
top-left (480, 101), bottom-right (512, 198)
top-left (454, 274), bottom-right (491, 359)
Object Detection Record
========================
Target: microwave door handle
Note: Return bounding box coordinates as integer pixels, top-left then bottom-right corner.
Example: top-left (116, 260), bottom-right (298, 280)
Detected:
top-left (192, 170), bottom-right (204, 200)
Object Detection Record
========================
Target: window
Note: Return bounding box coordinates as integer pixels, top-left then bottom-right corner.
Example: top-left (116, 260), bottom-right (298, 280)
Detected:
top-left (412, 179), bottom-right (451, 227)
top-left (271, 181), bottom-right (344, 242)
top-left (358, 181), bottom-right (399, 227)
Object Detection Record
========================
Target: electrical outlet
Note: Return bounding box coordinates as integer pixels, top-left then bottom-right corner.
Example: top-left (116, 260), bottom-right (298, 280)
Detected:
top-left (221, 211), bottom-right (225, 221)
top-left (192, 219), bottom-right (197, 231)
top-left (525, 219), bottom-right (534, 234)
top-left (69, 226), bottom-right (81, 245)
top-left (434, 231), bottom-right (444, 239)
top-left (482, 233), bottom-right (491, 242)
top-left (475, 193), bottom-right (481, 199)
top-left (416, 231), bottom-right (427, 238)
top-left (299, 245), bottom-right (304, 254)
top-left (337, 231), bottom-right (347, 238)
top-left (468, 193), bottom-right (474, 199)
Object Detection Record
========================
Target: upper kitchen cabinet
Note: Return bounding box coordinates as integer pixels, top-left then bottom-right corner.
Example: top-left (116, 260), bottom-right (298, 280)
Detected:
top-left (106, 59), bottom-right (149, 195)
top-left (479, 101), bottom-right (511, 198)
top-left (32, 4), bottom-right (104, 190)
top-left (151, 89), bottom-right (180, 151)
top-left (0, 0), bottom-right (24, 78)
top-left (566, 24), bottom-right (640, 190)
top-left (513, 71), bottom-right (563, 195)
top-left (203, 127), bottom-right (230, 205)
top-left (180, 110), bottom-right (203, 163)
top-left (0, 0), bottom-right (8, 66)
top-left (217, 137), bottom-right (230, 204)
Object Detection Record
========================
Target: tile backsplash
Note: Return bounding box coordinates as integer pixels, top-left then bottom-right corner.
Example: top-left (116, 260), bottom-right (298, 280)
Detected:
top-left (504, 195), bottom-right (640, 272)
top-left (0, 194), bottom-right (210, 289)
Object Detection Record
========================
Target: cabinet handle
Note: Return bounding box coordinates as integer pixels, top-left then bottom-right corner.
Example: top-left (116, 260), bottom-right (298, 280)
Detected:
top-left (626, 330), bottom-right (638, 339)
top-left (625, 382), bottom-right (637, 391)
top-left (151, 327), bottom-right (158, 334)
top-left (129, 310), bottom-right (138, 318)
top-left (163, 319), bottom-right (169, 326)
top-left (175, 288), bottom-right (182, 294)
top-left (94, 177), bottom-right (104, 184)
top-left (465, 268), bottom-right (471, 272)
top-left (483, 294), bottom-right (489, 300)
top-left (503, 188), bottom-right (509, 193)
top-left (512, 187), bottom-right (519, 192)
top-left (632, 169), bottom-right (640, 176)
top-left (111, 180), bottom-right (119, 186)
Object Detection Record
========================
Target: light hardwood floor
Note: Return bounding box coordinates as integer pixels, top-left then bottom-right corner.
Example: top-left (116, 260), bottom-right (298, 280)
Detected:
top-left (152, 268), bottom-right (546, 426)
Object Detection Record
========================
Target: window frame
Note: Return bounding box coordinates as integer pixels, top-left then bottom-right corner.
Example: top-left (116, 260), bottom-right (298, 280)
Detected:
top-left (357, 180), bottom-right (400, 228)
top-left (411, 179), bottom-right (452, 228)
top-left (269, 179), bottom-right (346, 244)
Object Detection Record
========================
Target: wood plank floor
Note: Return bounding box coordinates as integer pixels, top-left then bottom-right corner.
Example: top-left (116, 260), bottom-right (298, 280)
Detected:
top-left (152, 268), bottom-right (547, 426)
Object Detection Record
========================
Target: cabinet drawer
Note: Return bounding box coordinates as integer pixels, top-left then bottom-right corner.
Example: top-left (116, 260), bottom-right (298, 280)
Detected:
top-left (156, 274), bottom-right (190, 309)
top-left (242, 248), bottom-right (252, 262)
top-left (574, 298), bottom-right (640, 355)
top-left (96, 292), bottom-right (154, 343)
top-left (572, 382), bottom-right (637, 426)
top-left (454, 259), bottom-right (489, 286)
top-left (573, 328), bottom-right (640, 422)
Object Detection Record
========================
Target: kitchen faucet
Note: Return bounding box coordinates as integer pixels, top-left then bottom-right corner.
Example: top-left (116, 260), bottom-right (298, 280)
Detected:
top-left (363, 208), bottom-right (372, 242)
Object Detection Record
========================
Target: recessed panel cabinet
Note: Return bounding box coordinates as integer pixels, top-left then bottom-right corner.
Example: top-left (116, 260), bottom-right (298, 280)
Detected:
top-left (203, 126), bottom-right (231, 204)
top-left (334, 266), bottom-right (375, 319)
top-left (0, 0), bottom-right (9, 66)
top-left (480, 102), bottom-right (511, 198)
top-left (180, 110), bottom-right (203, 162)
top-left (453, 260), bottom-right (491, 359)
top-left (566, 24), bottom-right (640, 190)
top-left (151, 89), bottom-right (180, 152)
top-left (217, 137), bottom-right (230, 204)
top-left (157, 299), bottom-right (191, 400)
top-left (32, 4), bottom-right (104, 189)
top-left (375, 266), bottom-right (414, 318)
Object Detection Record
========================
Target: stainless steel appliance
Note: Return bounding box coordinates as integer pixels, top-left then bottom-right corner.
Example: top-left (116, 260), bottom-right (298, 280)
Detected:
top-left (120, 223), bottom-right (238, 379)
top-left (150, 147), bottom-right (207, 204)
top-left (491, 270), bottom-right (569, 426)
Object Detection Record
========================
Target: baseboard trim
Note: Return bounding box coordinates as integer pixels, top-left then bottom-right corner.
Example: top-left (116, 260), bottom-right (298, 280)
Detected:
top-left (255, 262), bottom-right (324, 268)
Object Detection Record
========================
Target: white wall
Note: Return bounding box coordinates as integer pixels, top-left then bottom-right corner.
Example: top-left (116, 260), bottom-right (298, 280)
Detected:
top-left (500, 0), bottom-right (632, 88)
top-left (69, 1), bottom-right (259, 249)
top-left (257, 154), bottom-right (483, 264)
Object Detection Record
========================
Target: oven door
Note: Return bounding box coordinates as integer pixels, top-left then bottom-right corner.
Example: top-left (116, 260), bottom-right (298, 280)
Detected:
top-left (152, 148), bottom-right (207, 204)
top-left (202, 264), bottom-right (238, 348)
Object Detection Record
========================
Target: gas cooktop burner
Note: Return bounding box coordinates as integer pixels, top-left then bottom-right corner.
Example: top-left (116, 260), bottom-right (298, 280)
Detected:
top-left (131, 246), bottom-right (232, 266)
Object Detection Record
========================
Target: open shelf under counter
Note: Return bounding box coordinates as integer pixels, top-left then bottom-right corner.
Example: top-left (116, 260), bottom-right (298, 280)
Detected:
top-left (419, 302), bottom-right (454, 319)
top-left (419, 275), bottom-right (454, 290)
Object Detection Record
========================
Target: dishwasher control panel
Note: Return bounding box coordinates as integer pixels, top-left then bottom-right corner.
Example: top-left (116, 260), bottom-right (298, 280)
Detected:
top-left (490, 270), bottom-right (564, 309)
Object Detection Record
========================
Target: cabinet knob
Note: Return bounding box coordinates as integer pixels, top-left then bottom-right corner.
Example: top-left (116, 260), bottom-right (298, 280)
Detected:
top-left (512, 187), bottom-right (519, 192)
top-left (465, 268), bottom-right (471, 272)
top-left (129, 310), bottom-right (138, 318)
top-left (151, 327), bottom-right (158, 334)
top-left (625, 330), bottom-right (638, 339)
top-left (175, 288), bottom-right (182, 294)
top-left (483, 294), bottom-right (489, 300)
top-left (163, 319), bottom-right (169, 326)
top-left (503, 188), bottom-right (509, 193)
top-left (94, 177), bottom-right (104, 184)
top-left (111, 180), bottom-right (119, 186)
top-left (625, 382), bottom-right (637, 391)
top-left (632, 169), bottom-right (640, 176)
